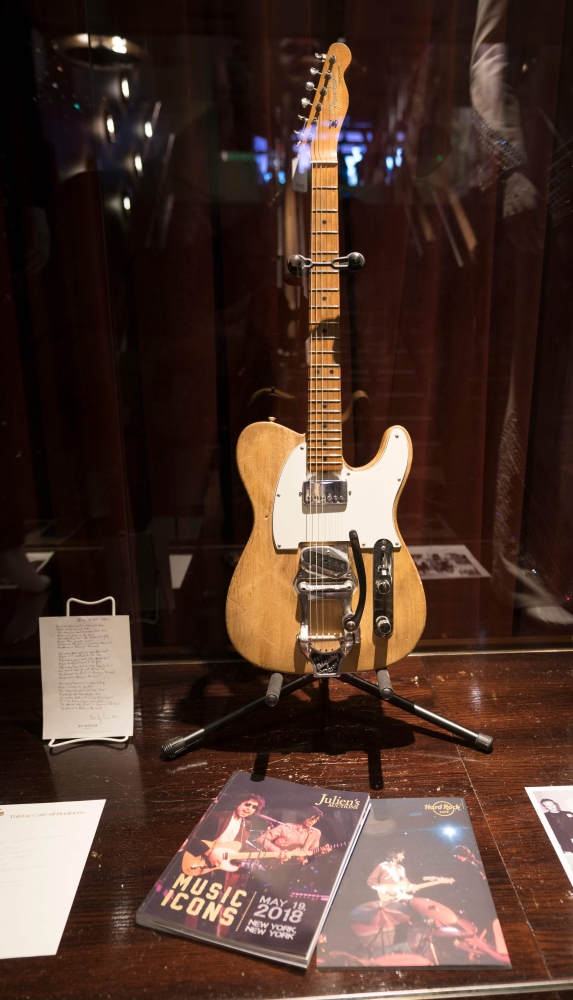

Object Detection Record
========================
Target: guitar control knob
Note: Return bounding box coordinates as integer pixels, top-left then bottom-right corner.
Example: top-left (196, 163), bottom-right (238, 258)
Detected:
top-left (376, 579), bottom-right (390, 595)
top-left (375, 615), bottom-right (392, 635)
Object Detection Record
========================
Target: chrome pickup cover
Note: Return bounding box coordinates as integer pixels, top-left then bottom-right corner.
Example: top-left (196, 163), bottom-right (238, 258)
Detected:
top-left (300, 544), bottom-right (349, 578)
top-left (303, 479), bottom-right (347, 506)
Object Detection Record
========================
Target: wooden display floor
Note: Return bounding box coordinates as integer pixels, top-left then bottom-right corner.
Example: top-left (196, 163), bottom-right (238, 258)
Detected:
top-left (2, 652), bottom-right (573, 1000)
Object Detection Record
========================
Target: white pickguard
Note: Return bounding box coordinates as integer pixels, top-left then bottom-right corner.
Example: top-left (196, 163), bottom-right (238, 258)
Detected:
top-left (272, 426), bottom-right (409, 551)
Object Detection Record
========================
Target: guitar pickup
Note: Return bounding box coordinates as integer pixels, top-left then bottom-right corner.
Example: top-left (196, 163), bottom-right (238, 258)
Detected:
top-left (373, 538), bottom-right (393, 638)
top-left (303, 479), bottom-right (347, 506)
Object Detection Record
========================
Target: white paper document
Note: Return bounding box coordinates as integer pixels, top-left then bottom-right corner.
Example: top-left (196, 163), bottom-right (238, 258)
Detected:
top-left (40, 616), bottom-right (134, 739)
top-left (0, 799), bottom-right (105, 959)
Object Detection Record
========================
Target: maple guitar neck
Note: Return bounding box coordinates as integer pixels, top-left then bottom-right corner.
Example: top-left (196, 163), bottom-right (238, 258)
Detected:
top-left (308, 161), bottom-right (342, 477)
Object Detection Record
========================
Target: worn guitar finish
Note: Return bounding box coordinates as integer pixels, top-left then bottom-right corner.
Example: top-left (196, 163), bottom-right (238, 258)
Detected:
top-left (226, 43), bottom-right (425, 675)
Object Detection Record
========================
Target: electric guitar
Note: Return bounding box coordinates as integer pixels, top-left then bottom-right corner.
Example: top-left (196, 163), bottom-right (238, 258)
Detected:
top-left (182, 838), bottom-right (345, 875)
top-left (372, 876), bottom-right (455, 903)
top-left (226, 42), bottom-right (426, 677)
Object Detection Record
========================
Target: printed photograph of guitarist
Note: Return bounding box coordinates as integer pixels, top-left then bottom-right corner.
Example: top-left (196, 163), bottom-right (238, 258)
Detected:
top-left (367, 847), bottom-right (453, 904)
top-left (181, 793), bottom-right (265, 876)
top-left (259, 806), bottom-right (332, 863)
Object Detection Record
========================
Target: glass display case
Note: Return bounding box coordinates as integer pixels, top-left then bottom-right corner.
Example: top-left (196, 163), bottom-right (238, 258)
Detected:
top-left (2, 0), bottom-right (573, 665)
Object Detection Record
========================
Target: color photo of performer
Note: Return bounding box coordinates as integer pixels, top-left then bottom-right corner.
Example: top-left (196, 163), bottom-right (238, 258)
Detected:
top-left (181, 794), bottom-right (266, 877)
top-left (345, 848), bottom-right (455, 963)
top-left (259, 807), bottom-right (332, 863)
top-left (317, 799), bottom-right (511, 968)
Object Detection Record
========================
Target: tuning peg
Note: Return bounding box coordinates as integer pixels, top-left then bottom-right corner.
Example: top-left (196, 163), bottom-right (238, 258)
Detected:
top-left (315, 103), bottom-right (322, 113)
top-left (305, 81), bottom-right (316, 92)
top-left (301, 97), bottom-right (312, 108)
top-left (310, 67), bottom-right (320, 76)
top-left (314, 52), bottom-right (328, 60)
top-left (297, 115), bottom-right (308, 122)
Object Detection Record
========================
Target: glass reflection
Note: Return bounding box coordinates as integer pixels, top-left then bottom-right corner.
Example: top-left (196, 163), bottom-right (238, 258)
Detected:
top-left (1, 1), bottom-right (573, 662)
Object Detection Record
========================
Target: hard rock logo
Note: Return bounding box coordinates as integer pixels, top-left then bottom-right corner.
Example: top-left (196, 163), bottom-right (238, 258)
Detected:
top-left (425, 800), bottom-right (461, 817)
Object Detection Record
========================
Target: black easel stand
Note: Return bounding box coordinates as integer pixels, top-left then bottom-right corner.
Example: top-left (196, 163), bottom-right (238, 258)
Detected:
top-left (161, 667), bottom-right (493, 760)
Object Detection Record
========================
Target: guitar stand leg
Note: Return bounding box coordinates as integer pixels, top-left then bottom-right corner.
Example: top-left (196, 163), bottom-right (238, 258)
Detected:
top-left (265, 672), bottom-right (283, 707)
top-left (339, 672), bottom-right (494, 753)
top-left (161, 673), bottom-right (314, 759)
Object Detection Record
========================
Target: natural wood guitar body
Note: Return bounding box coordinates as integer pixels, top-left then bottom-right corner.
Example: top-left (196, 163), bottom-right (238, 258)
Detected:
top-left (226, 421), bottom-right (426, 674)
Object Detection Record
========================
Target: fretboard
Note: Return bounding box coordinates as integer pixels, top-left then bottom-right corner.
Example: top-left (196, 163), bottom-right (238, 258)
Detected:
top-left (308, 161), bottom-right (342, 476)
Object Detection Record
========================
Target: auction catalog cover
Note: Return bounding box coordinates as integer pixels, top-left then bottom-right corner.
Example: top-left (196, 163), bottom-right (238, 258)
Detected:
top-left (317, 797), bottom-right (511, 969)
top-left (136, 771), bottom-right (370, 967)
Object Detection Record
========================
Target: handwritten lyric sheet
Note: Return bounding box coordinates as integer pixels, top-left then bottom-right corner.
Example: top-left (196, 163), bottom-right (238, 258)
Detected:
top-left (40, 616), bottom-right (134, 739)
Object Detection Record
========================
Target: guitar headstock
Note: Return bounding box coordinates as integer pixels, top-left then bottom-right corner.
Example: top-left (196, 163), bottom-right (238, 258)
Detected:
top-left (295, 42), bottom-right (351, 165)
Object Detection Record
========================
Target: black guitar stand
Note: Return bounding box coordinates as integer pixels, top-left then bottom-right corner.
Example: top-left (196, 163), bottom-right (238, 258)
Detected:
top-left (161, 666), bottom-right (494, 760)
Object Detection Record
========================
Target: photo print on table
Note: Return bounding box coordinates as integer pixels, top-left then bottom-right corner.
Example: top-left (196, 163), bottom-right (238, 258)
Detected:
top-left (317, 798), bottom-right (510, 968)
top-left (526, 787), bottom-right (573, 888)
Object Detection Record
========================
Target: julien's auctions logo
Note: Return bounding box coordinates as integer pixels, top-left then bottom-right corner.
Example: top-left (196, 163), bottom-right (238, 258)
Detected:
top-left (425, 800), bottom-right (461, 818)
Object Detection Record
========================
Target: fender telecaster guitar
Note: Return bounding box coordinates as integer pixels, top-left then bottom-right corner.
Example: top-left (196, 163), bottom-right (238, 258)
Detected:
top-left (226, 42), bottom-right (426, 677)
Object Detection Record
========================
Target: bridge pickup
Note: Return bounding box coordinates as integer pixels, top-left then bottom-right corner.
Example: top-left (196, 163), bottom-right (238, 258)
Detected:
top-left (373, 538), bottom-right (394, 638)
top-left (303, 479), bottom-right (347, 506)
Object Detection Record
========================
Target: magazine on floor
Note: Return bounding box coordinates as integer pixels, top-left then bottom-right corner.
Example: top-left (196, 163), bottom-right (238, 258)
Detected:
top-left (136, 771), bottom-right (370, 967)
top-left (317, 797), bottom-right (510, 968)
